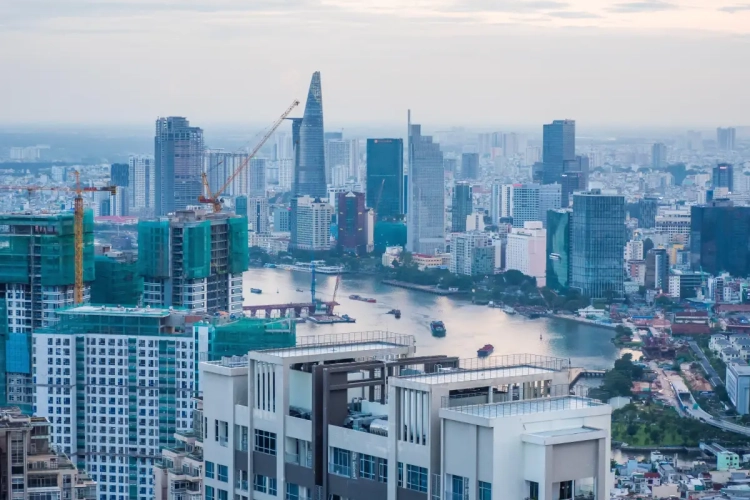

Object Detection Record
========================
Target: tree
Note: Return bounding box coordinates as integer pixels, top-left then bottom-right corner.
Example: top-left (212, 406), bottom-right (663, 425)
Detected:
top-left (643, 238), bottom-right (655, 255)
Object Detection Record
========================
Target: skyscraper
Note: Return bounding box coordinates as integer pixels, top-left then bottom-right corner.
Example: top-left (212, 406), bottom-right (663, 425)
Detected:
top-left (407, 112), bottom-right (445, 254)
top-left (542, 120), bottom-right (576, 185)
top-left (717, 127), bottom-right (736, 151)
top-left (570, 190), bottom-right (626, 298)
top-left (293, 72), bottom-right (326, 198)
top-left (559, 171), bottom-right (584, 208)
top-left (713, 163), bottom-right (734, 191)
top-left (128, 154), bottom-right (155, 217)
top-left (461, 152), bottom-right (479, 180)
top-left (110, 163), bottom-right (130, 215)
top-left (490, 183), bottom-right (502, 225)
top-left (290, 196), bottom-right (333, 251)
top-left (337, 191), bottom-right (367, 255)
top-left (366, 138), bottom-right (403, 219)
top-left (638, 197), bottom-right (658, 229)
top-left (154, 117), bottom-right (204, 216)
top-left (248, 158), bottom-right (266, 198)
top-left (204, 150), bottom-right (249, 197)
top-left (248, 196), bottom-right (269, 234)
top-left (691, 199), bottom-right (750, 277)
top-left (645, 248), bottom-right (669, 290)
top-left (539, 184), bottom-right (562, 227)
top-left (546, 209), bottom-right (571, 291)
top-left (325, 138), bottom-right (350, 185)
top-left (110, 163), bottom-right (129, 187)
top-left (451, 182), bottom-right (472, 233)
top-left (652, 142), bottom-right (667, 169)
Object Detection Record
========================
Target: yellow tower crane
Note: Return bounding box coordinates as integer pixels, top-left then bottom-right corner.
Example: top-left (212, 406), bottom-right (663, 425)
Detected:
top-left (200, 99), bottom-right (300, 213)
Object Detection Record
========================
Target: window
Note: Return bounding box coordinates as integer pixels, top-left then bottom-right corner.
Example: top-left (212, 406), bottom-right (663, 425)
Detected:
top-left (205, 461), bottom-right (214, 479)
top-left (559, 480), bottom-right (573, 500)
top-left (398, 463), bottom-right (403, 487)
top-left (478, 481), bottom-right (491, 500)
top-left (329, 447), bottom-right (351, 477)
top-left (528, 481), bottom-right (539, 500)
top-left (406, 465), bottom-right (428, 493)
top-left (217, 465), bottom-right (228, 482)
top-left (254, 430), bottom-right (277, 455)
top-left (253, 475), bottom-right (267, 494)
top-left (449, 475), bottom-right (468, 500)
top-left (218, 490), bottom-right (228, 500)
top-left (378, 459), bottom-right (388, 483)
top-left (269, 478), bottom-right (277, 496)
top-left (286, 483), bottom-right (300, 500)
top-left (205, 486), bottom-right (215, 500)
top-left (359, 454), bottom-right (376, 480)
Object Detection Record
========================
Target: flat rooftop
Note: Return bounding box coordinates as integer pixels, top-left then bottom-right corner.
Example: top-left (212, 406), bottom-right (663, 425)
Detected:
top-left (59, 305), bottom-right (173, 317)
top-left (444, 396), bottom-right (604, 419)
top-left (398, 365), bottom-right (558, 385)
top-left (261, 341), bottom-right (404, 358)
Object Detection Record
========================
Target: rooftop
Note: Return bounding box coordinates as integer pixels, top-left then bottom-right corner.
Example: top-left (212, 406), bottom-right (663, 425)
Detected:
top-left (262, 340), bottom-right (406, 358)
top-left (398, 365), bottom-right (557, 385)
top-left (443, 396), bottom-right (604, 419)
top-left (58, 305), bottom-right (173, 318)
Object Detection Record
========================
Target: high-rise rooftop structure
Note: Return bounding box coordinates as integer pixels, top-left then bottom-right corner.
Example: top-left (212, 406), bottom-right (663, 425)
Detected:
top-left (0, 211), bottom-right (94, 410)
top-left (546, 209), bottom-right (572, 291)
top-left (366, 139), bottom-right (404, 220)
top-left (292, 72), bottom-right (326, 199)
top-left (542, 120), bottom-right (576, 185)
top-left (128, 154), bottom-right (156, 217)
top-left (717, 127), bottom-right (736, 151)
top-left (652, 143), bottom-right (667, 169)
top-left (155, 117), bottom-right (204, 216)
top-left (570, 190), bottom-right (626, 298)
top-left (138, 209), bottom-right (248, 315)
top-left (451, 182), bottom-right (473, 233)
top-left (460, 152), bottom-right (479, 180)
top-left (713, 163), bottom-right (734, 191)
top-left (204, 150), bottom-right (249, 198)
top-left (407, 111), bottom-right (445, 254)
top-left (691, 199), bottom-right (750, 277)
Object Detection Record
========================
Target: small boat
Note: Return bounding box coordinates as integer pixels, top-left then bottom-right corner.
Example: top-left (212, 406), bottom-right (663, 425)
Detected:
top-left (387, 309), bottom-right (402, 319)
top-left (477, 344), bottom-right (494, 357)
top-left (341, 314), bottom-right (356, 323)
top-left (250, 288), bottom-right (262, 294)
top-left (296, 288), bottom-right (304, 292)
top-left (349, 294), bottom-right (377, 303)
top-left (501, 306), bottom-right (516, 315)
top-left (430, 321), bottom-right (446, 337)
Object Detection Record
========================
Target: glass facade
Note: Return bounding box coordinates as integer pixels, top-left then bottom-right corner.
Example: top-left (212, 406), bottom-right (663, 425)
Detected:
top-left (542, 119), bottom-right (575, 185)
top-left (451, 183), bottom-right (472, 233)
top-left (691, 201), bottom-right (750, 277)
top-left (366, 138), bottom-right (404, 219)
top-left (154, 117), bottom-right (204, 216)
top-left (546, 209), bottom-right (571, 291)
top-left (407, 118), bottom-right (445, 254)
top-left (293, 72), bottom-right (327, 198)
top-left (570, 191), bottom-right (625, 298)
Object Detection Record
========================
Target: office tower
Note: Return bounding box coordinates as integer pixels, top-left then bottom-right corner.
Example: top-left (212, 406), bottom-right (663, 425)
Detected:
top-left (502, 132), bottom-right (523, 158)
top-left (0, 407), bottom-right (96, 499)
top-left (443, 158), bottom-right (457, 175)
top-left (490, 183), bottom-right (502, 225)
top-left (461, 152), bottom-right (479, 180)
top-left (717, 127), bottom-right (736, 151)
top-left (478, 132), bottom-right (502, 156)
top-left (274, 131), bottom-right (293, 161)
top-left (235, 195), bottom-right (248, 219)
top-left (525, 146), bottom-right (541, 166)
top-left (248, 196), bottom-right (269, 234)
top-left (509, 183), bottom-right (538, 228)
top-left (686, 130), bottom-right (703, 151)
top-left (337, 191), bottom-right (367, 254)
top-left (109, 164), bottom-right (130, 215)
top-left (638, 197), bottom-right (658, 229)
top-left (570, 190), bottom-right (626, 298)
top-left (273, 206), bottom-right (291, 232)
top-left (324, 131), bottom-right (343, 141)
top-left (645, 248), bottom-right (669, 290)
top-left (655, 209), bottom-right (691, 243)
top-left (91, 250), bottom-right (142, 306)
top-left (542, 119), bottom-right (575, 185)
top-left (0, 211), bottom-right (94, 410)
top-left (451, 182), bottom-right (473, 233)
top-left (506, 221), bottom-right (547, 286)
top-left (559, 171), bottom-right (584, 208)
top-left (539, 184), bottom-right (562, 227)
top-left (128, 154), bottom-right (156, 217)
top-left (450, 231), bottom-right (494, 276)
top-left (155, 117), bottom-right (204, 216)
top-left (325, 139), bottom-right (351, 185)
top-left (546, 209), bottom-right (571, 291)
top-left (350, 139), bottom-right (361, 181)
top-left (248, 158), bottom-right (266, 198)
top-left (366, 139), bottom-right (404, 220)
top-left (204, 150), bottom-right (249, 198)
top-left (110, 163), bottom-right (129, 187)
top-left (278, 159), bottom-right (293, 191)
top-left (407, 112), bottom-right (445, 254)
top-left (290, 196), bottom-right (333, 251)
top-left (652, 143), bottom-right (667, 169)
top-left (713, 163), bottom-right (734, 191)
top-left (691, 199), bottom-right (750, 277)
top-left (200, 336), bottom-right (609, 500)
top-left (292, 72), bottom-right (326, 198)
top-left (138, 209), bottom-right (248, 315)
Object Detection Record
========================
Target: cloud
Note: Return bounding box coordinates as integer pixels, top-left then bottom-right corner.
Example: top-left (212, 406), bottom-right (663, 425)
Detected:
top-left (445, 0), bottom-right (569, 13)
top-left (608, 1), bottom-right (679, 13)
top-left (719, 3), bottom-right (750, 12)
top-left (547, 10), bottom-right (601, 18)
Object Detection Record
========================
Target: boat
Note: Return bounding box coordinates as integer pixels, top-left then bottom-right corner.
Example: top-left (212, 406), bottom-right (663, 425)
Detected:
top-left (501, 306), bottom-right (516, 315)
top-left (387, 309), bottom-right (402, 319)
top-left (296, 288), bottom-right (304, 292)
top-left (430, 321), bottom-right (446, 337)
top-left (250, 288), bottom-right (262, 294)
top-left (349, 294), bottom-right (377, 303)
top-left (477, 344), bottom-right (494, 357)
top-left (341, 314), bottom-right (356, 323)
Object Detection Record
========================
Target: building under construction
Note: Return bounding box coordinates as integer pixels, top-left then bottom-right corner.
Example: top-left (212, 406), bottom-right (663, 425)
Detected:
top-left (138, 209), bottom-right (248, 315)
top-left (91, 249), bottom-right (142, 307)
top-left (0, 210), bottom-right (94, 410)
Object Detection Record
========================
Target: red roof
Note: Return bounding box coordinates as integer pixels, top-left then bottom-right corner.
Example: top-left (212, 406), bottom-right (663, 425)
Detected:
top-left (671, 323), bottom-right (711, 335)
top-left (644, 472), bottom-right (661, 478)
top-left (675, 311), bottom-right (708, 318)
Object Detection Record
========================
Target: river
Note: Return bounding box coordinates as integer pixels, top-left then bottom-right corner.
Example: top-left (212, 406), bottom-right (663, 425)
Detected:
top-left (242, 268), bottom-right (630, 369)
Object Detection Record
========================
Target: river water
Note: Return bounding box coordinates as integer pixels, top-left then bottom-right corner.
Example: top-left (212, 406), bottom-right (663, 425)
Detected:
top-left (243, 268), bottom-right (629, 369)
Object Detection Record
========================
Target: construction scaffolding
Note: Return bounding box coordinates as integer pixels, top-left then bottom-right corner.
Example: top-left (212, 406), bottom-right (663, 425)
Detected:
top-left (182, 220), bottom-right (211, 279)
top-left (227, 216), bottom-right (249, 274)
top-left (204, 317), bottom-right (295, 361)
top-left (137, 219), bottom-right (170, 278)
top-left (91, 253), bottom-right (143, 307)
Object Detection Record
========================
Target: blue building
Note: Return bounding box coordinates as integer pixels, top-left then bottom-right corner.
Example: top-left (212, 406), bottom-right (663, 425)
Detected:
top-left (542, 119), bottom-right (576, 185)
top-left (366, 138), bottom-right (403, 219)
top-left (293, 72), bottom-right (327, 199)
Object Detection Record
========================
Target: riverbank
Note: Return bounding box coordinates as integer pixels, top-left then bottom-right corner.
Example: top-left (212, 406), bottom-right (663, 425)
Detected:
top-left (381, 279), bottom-right (469, 295)
top-left (549, 312), bottom-right (618, 330)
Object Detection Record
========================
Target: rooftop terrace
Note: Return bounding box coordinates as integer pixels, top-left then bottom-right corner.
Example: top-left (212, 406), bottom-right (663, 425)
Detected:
top-left (443, 396), bottom-right (604, 419)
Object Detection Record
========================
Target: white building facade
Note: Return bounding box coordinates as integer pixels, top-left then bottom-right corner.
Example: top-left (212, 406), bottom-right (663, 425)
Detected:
top-left (506, 221), bottom-right (547, 286)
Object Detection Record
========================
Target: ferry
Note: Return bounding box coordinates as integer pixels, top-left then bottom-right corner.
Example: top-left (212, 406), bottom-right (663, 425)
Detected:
top-left (501, 306), bottom-right (516, 315)
top-left (477, 344), bottom-right (494, 357)
top-left (430, 321), bottom-right (446, 337)
top-left (250, 288), bottom-right (262, 294)
top-left (349, 294), bottom-right (377, 303)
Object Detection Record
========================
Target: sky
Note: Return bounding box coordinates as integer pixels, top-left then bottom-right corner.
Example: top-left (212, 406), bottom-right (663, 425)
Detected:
top-left (0, 0), bottom-right (749, 129)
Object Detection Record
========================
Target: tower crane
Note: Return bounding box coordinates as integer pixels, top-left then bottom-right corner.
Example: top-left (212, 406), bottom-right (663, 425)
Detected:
top-left (200, 99), bottom-right (300, 213)
top-left (0, 171), bottom-right (116, 304)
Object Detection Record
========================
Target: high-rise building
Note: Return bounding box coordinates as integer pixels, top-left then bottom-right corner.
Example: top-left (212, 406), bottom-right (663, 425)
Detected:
top-left (717, 127), bottom-right (736, 151)
top-left (91, 249), bottom-right (142, 307)
top-left (407, 112), bottom-right (445, 254)
top-left (248, 158), bottom-right (266, 198)
top-left (451, 182), bottom-right (473, 233)
top-left (691, 199), bottom-right (750, 277)
top-left (128, 154), bottom-right (156, 217)
top-left (490, 183), bottom-right (502, 225)
top-left (337, 191), bottom-right (367, 254)
top-left (570, 190), bottom-right (626, 298)
top-left (0, 407), bottom-right (96, 500)
top-left (290, 196), bottom-right (333, 251)
top-left (273, 205), bottom-right (291, 232)
top-left (713, 163), bottom-right (734, 191)
top-left (450, 231), bottom-right (494, 276)
top-left (0, 211), bottom-right (94, 410)
top-left (109, 165), bottom-right (130, 216)
top-left (325, 139), bottom-right (351, 185)
top-left (655, 209), bottom-right (691, 242)
top-left (652, 143), bottom-right (667, 169)
top-left (503, 183), bottom-right (559, 229)
top-left (111, 163), bottom-right (130, 187)
top-left (204, 150), bottom-right (249, 198)
top-left (546, 209), bottom-right (571, 291)
top-left (155, 117), bottom-right (204, 216)
top-left (686, 130), bottom-right (703, 151)
top-left (542, 120), bottom-right (576, 185)
top-left (293, 72), bottom-right (326, 198)
top-left (638, 197), bottom-right (658, 229)
top-left (460, 152), bottom-right (479, 180)
top-left (248, 196), bottom-right (269, 234)
top-left (366, 139), bottom-right (404, 220)
top-left (539, 184), bottom-right (562, 227)
top-left (559, 171), bottom-right (585, 208)
top-left (138, 209), bottom-right (248, 315)
top-left (506, 221), bottom-right (547, 286)
top-left (645, 247), bottom-right (669, 291)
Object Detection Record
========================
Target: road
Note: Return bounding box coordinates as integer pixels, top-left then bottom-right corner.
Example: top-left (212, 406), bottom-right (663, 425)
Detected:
top-left (688, 341), bottom-right (723, 387)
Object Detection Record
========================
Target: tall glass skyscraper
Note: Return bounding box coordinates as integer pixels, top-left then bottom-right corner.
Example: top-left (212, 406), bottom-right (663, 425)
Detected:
top-left (691, 199), bottom-right (750, 277)
top-left (546, 209), bottom-right (571, 291)
top-left (451, 182), bottom-right (472, 233)
top-left (293, 72), bottom-right (326, 198)
top-left (366, 138), bottom-right (403, 219)
top-left (154, 117), bottom-right (204, 216)
top-left (570, 190), bottom-right (625, 298)
top-left (542, 119), bottom-right (576, 185)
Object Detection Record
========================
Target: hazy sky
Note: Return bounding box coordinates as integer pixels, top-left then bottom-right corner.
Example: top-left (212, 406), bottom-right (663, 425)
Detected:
top-left (1, 0), bottom-right (748, 128)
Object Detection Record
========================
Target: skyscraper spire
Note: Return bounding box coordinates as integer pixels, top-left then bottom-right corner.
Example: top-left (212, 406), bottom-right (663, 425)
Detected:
top-left (293, 71), bottom-right (326, 198)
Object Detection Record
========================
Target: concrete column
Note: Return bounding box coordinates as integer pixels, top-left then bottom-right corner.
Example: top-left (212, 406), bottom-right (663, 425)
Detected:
top-left (487, 386), bottom-right (493, 403)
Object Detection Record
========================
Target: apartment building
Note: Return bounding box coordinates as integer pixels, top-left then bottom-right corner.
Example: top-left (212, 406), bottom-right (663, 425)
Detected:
top-left (198, 331), bottom-right (611, 500)
top-left (154, 399), bottom-right (204, 500)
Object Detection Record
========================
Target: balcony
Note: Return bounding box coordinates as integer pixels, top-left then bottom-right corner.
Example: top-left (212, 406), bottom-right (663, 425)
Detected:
top-left (218, 436), bottom-right (228, 447)
top-left (285, 452), bottom-right (312, 468)
top-left (235, 479), bottom-right (249, 491)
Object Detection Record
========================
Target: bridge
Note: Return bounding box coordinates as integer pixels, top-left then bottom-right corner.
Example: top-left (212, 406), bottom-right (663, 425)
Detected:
top-left (243, 301), bottom-right (338, 318)
top-left (569, 368), bottom-right (606, 388)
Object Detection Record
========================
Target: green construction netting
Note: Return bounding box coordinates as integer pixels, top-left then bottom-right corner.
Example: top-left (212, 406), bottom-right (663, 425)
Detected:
top-left (138, 220), bottom-right (170, 278)
top-left (207, 317), bottom-right (295, 360)
top-left (0, 299), bottom-right (6, 406)
top-left (91, 255), bottom-right (143, 307)
top-left (0, 236), bottom-right (31, 284)
top-left (227, 216), bottom-right (249, 275)
top-left (183, 220), bottom-right (211, 279)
